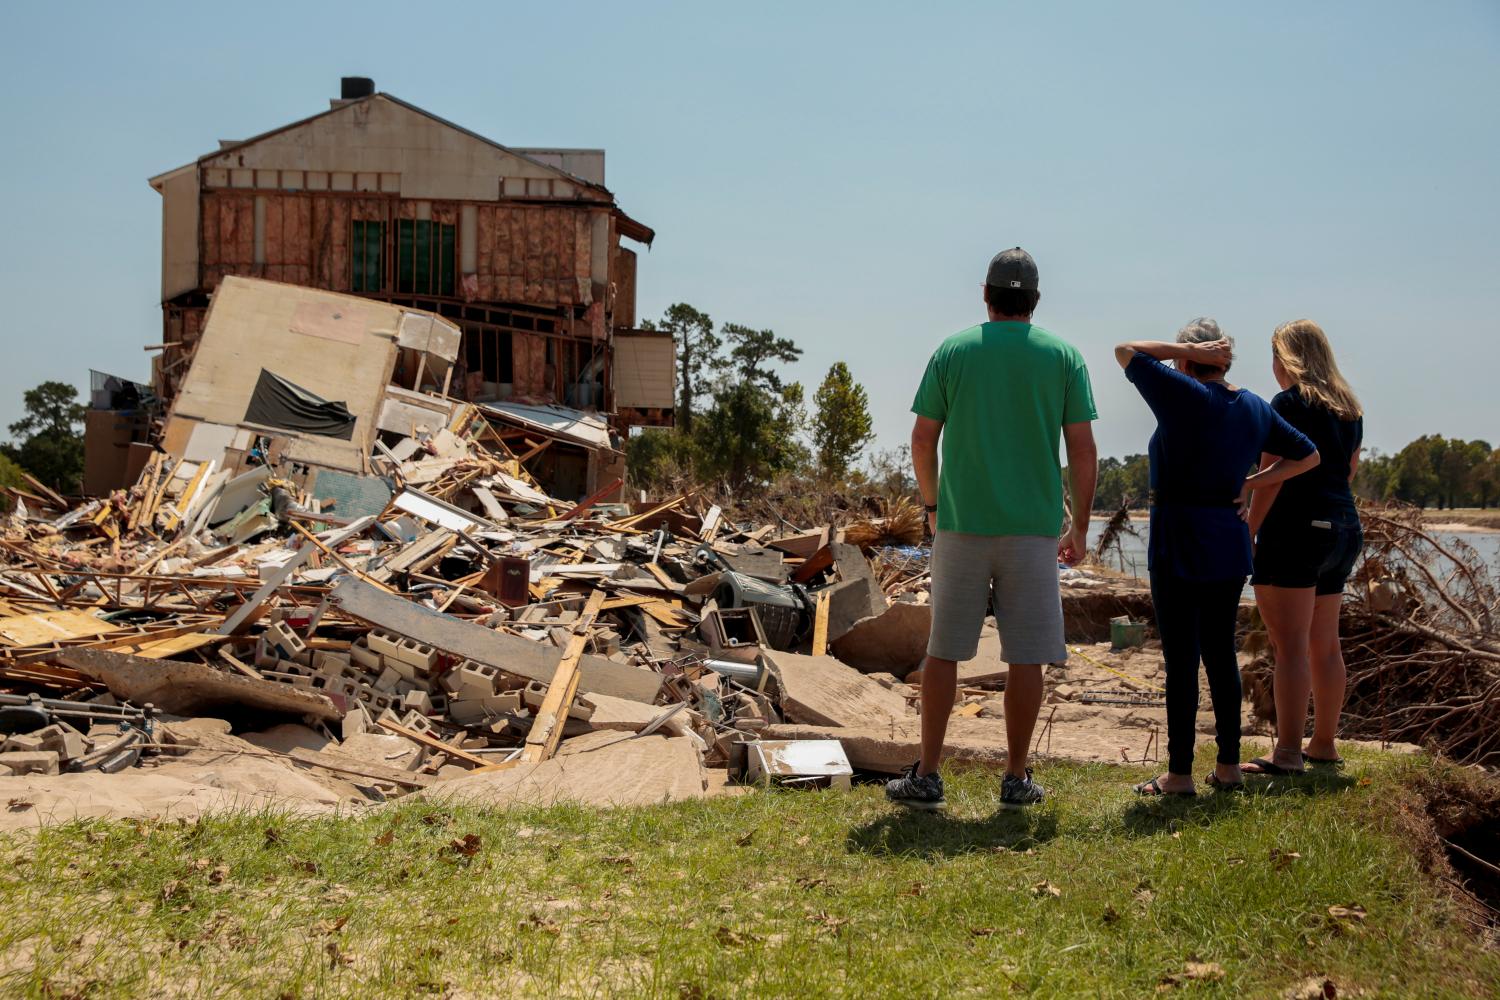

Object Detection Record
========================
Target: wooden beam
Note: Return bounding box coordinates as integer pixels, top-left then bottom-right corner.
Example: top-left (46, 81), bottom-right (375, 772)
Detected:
top-left (376, 717), bottom-right (490, 767)
top-left (519, 589), bottom-right (606, 763)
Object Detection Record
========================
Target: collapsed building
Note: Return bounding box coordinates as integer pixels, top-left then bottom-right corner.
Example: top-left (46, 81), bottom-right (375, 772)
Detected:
top-left (86, 78), bottom-right (674, 503)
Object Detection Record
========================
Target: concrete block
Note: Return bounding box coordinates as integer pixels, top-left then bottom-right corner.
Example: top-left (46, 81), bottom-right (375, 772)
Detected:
top-left (1, 732), bottom-right (47, 754)
top-left (444, 660), bottom-right (498, 697)
top-left (349, 639), bottom-right (383, 671)
top-left (35, 723), bottom-right (89, 762)
top-left (0, 750), bottom-right (60, 776)
top-left (367, 629), bottom-right (404, 659)
top-left (264, 620), bottom-right (307, 660)
top-left (374, 667), bottom-right (402, 693)
top-left (392, 638), bottom-right (438, 672)
top-left (313, 650), bottom-right (352, 674)
top-left (369, 692), bottom-right (396, 715)
top-left (399, 710), bottom-right (436, 736)
top-left (253, 637), bottom-right (282, 668)
top-left (428, 692), bottom-right (449, 714)
top-left (402, 689), bottom-right (434, 715)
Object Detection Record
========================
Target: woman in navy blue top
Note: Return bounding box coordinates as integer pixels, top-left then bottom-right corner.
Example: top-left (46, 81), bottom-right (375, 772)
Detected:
top-left (1115, 318), bottom-right (1319, 797)
top-left (1245, 320), bottom-right (1365, 776)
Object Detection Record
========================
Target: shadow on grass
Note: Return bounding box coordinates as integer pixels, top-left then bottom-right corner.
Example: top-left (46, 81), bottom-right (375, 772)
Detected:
top-left (1120, 767), bottom-right (1358, 837)
top-left (846, 806), bottom-right (1060, 859)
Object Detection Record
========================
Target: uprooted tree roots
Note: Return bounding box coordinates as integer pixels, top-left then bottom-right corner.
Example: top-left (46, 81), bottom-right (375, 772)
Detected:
top-left (1246, 503), bottom-right (1500, 766)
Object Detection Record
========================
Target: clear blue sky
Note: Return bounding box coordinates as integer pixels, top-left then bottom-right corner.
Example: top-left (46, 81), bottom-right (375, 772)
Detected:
top-left (1, 1), bottom-right (1495, 462)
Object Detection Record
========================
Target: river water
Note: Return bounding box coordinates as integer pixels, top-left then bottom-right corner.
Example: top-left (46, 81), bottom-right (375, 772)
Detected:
top-left (1086, 519), bottom-right (1500, 583)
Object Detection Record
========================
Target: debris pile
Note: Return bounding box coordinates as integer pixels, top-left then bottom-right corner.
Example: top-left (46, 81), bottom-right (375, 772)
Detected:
top-left (0, 279), bottom-right (1172, 822)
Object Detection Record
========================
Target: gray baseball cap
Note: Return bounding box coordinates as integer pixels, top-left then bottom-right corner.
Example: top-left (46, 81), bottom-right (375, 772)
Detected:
top-left (986, 247), bottom-right (1039, 290)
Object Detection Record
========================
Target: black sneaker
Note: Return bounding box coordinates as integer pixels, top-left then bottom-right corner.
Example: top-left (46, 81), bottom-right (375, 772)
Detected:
top-left (885, 762), bottom-right (946, 811)
top-left (999, 768), bottom-right (1045, 809)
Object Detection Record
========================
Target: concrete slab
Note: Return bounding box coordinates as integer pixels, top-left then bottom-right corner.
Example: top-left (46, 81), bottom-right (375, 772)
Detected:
top-left (421, 733), bottom-right (707, 809)
top-left (762, 649), bottom-right (910, 728)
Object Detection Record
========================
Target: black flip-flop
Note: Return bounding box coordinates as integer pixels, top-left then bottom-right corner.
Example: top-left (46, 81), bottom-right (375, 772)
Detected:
top-left (1134, 777), bottom-right (1196, 798)
top-left (1243, 757), bottom-right (1305, 777)
top-left (1204, 773), bottom-right (1244, 792)
top-left (1302, 753), bottom-right (1345, 767)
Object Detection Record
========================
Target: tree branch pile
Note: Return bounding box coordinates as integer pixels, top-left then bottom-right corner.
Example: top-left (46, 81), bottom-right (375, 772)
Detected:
top-left (1339, 503), bottom-right (1500, 765)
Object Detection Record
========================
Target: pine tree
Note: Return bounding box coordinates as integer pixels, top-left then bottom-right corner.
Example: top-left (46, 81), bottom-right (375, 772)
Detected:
top-left (811, 362), bottom-right (874, 479)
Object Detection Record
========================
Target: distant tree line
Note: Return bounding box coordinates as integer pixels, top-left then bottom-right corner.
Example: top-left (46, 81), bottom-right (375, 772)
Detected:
top-left (1084, 435), bottom-right (1500, 512)
top-left (629, 304), bottom-right (876, 489)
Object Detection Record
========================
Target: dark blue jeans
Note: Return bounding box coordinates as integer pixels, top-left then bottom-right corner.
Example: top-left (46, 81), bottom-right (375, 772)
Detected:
top-left (1150, 573), bottom-right (1245, 776)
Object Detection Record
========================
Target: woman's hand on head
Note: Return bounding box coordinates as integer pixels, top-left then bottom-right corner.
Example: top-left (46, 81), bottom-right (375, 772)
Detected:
top-left (1187, 340), bottom-right (1233, 368)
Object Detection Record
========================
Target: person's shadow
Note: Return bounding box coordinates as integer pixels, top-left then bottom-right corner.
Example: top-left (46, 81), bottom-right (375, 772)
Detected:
top-left (847, 806), bottom-right (1060, 860)
top-left (1120, 767), bottom-right (1357, 838)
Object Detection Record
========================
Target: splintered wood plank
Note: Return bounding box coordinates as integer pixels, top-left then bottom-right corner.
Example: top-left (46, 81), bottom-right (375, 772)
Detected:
top-left (811, 590), bottom-right (831, 657)
top-left (520, 589), bottom-right (606, 763)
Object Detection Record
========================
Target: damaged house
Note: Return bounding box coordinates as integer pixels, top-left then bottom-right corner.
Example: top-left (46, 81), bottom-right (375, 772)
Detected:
top-left (147, 77), bottom-right (673, 430)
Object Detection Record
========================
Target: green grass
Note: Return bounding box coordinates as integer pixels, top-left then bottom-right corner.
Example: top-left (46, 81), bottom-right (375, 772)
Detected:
top-left (2, 750), bottom-right (1496, 999)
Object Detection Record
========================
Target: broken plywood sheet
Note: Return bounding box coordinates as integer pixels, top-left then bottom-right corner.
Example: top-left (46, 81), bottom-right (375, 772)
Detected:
top-left (0, 609), bottom-right (114, 646)
top-left (422, 733), bottom-right (706, 809)
top-left (582, 692), bottom-right (665, 733)
top-left (327, 576), bottom-right (661, 703)
top-left (54, 647), bottom-right (343, 721)
top-left (762, 649), bottom-right (910, 728)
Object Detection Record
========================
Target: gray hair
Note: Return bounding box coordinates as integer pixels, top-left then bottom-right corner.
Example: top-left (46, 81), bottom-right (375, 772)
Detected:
top-left (1175, 317), bottom-right (1233, 372)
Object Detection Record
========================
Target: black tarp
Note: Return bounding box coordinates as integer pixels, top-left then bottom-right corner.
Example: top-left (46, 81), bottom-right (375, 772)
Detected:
top-left (243, 370), bottom-right (356, 440)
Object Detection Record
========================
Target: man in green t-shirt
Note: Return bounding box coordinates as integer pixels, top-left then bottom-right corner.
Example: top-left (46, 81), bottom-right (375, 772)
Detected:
top-left (886, 247), bottom-right (1098, 811)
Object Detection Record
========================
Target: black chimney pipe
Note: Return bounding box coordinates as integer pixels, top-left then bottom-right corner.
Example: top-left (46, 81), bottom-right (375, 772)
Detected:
top-left (341, 77), bottom-right (375, 99)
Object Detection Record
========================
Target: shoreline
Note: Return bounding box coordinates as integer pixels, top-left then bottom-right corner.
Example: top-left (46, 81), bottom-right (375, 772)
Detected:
top-left (1104, 512), bottom-right (1500, 534)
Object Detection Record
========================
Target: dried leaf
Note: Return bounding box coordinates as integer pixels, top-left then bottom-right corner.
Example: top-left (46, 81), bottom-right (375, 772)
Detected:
top-left (289, 857), bottom-right (319, 875)
top-left (1270, 848), bottom-right (1302, 871)
top-left (1284, 976), bottom-right (1338, 999)
top-left (806, 911), bottom-right (850, 935)
top-left (6, 798), bottom-right (33, 813)
top-left (263, 827), bottom-right (282, 846)
top-left (316, 916), bottom-right (349, 935)
top-left (1101, 905), bottom-right (1121, 925)
top-left (1031, 880), bottom-right (1061, 898)
top-left (903, 882), bottom-right (928, 898)
top-left (208, 865), bottom-right (230, 885)
top-left (446, 834), bottom-right (482, 859)
top-left (970, 926), bottom-right (997, 937)
top-left (603, 854), bottom-right (635, 870)
top-left (325, 941), bottom-right (352, 968)
top-left (1160, 961), bottom-right (1225, 989)
top-left (160, 880), bottom-right (183, 902)
top-left (735, 831), bottom-right (754, 847)
top-left (373, 830), bottom-right (395, 847)
top-left (714, 925), bottom-right (756, 947)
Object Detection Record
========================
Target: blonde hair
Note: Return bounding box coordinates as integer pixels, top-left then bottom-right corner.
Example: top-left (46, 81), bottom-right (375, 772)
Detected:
top-left (1272, 320), bottom-right (1362, 421)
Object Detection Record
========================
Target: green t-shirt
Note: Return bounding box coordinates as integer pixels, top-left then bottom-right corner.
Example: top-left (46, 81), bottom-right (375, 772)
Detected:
top-left (911, 322), bottom-right (1097, 536)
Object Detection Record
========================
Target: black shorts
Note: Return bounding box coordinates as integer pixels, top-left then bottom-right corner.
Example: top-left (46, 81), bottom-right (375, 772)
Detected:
top-left (1252, 516), bottom-right (1363, 596)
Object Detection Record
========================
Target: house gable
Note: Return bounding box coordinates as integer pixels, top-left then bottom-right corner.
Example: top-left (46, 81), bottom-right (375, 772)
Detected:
top-left (193, 95), bottom-right (612, 205)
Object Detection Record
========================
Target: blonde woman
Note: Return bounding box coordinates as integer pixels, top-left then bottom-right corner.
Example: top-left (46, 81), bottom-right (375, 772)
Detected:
top-left (1245, 320), bottom-right (1364, 775)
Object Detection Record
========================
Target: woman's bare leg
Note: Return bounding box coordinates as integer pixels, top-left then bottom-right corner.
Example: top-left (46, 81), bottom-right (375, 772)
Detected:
top-left (1249, 584), bottom-right (1316, 771)
top-left (1305, 594), bottom-right (1347, 760)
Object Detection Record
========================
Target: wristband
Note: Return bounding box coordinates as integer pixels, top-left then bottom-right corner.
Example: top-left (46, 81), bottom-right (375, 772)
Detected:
top-left (923, 503), bottom-right (938, 513)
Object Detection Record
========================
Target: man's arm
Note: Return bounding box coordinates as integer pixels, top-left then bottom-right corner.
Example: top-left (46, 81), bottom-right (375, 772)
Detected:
top-left (911, 416), bottom-right (942, 534)
top-left (1060, 421), bottom-right (1097, 566)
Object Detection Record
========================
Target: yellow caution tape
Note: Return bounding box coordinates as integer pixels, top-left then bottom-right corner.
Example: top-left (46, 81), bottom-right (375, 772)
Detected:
top-left (1068, 645), bottom-right (1164, 693)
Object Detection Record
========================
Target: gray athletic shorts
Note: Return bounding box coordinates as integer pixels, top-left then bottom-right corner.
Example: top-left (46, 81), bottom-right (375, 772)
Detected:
top-left (928, 532), bottom-right (1067, 664)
